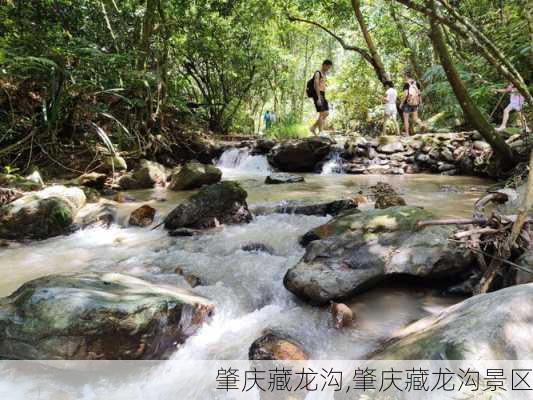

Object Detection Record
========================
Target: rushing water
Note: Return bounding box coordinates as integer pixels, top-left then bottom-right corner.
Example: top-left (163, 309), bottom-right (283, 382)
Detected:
top-left (0, 152), bottom-right (493, 397)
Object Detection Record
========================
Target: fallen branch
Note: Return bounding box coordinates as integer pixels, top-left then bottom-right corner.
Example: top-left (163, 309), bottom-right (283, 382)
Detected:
top-left (417, 215), bottom-right (530, 228)
top-left (454, 227), bottom-right (500, 240)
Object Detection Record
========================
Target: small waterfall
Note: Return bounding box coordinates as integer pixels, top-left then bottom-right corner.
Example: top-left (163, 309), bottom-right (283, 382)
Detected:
top-left (217, 148), bottom-right (271, 175)
top-left (321, 149), bottom-right (344, 175)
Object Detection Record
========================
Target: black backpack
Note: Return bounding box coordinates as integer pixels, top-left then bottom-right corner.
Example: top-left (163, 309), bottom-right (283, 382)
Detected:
top-left (306, 71), bottom-right (321, 98)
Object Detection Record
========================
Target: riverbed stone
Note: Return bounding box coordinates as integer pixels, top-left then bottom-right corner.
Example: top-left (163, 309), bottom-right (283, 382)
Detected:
top-left (286, 206), bottom-right (473, 305)
top-left (168, 161), bottom-right (222, 191)
top-left (265, 173), bottom-right (304, 185)
top-left (118, 159), bottom-right (166, 190)
top-left (164, 181), bottom-right (252, 230)
top-left (267, 137), bottom-right (333, 172)
top-left (249, 331), bottom-right (308, 361)
top-left (372, 182), bottom-right (407, 209)
top-left (0, 185), bottom-right (86, 240)
top-left (254, 199), bottom-right (358, 217)
top-left (70, 172), bottom-right (107, 190)
top-left (129, 204), bottom-right (157, 227)
top-left (373, 284), bottom-right (533, 360)
top-left (75, 202), bottom-right (117, 229)
top-left (0, 273), bottom-right (214, 360)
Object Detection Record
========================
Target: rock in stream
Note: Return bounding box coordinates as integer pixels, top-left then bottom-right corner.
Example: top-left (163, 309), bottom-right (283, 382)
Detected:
top-left (0, 273), bottom-right (214, 360)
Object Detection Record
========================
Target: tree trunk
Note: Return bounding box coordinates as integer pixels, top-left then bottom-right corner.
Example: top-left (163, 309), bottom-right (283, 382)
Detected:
top-left (428, 4), bottom-right (515, 169)
top-left (137, 0), bottom-right (158, 70)
top-left (394, 0), bottom-right (532, 104)
top-left (389, 4), bottom-right (423, 82)
top-left (351, 0), bottom-right (388, 83)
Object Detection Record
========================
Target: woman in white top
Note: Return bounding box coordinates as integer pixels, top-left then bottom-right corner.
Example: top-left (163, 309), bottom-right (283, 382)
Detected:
top-left (495, 84), bottom-right (529, 132)
top-left (382, 81), bottom-right (400, 135)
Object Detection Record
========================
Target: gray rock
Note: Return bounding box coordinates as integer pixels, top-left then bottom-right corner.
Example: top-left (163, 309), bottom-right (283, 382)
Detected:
top-left (242, 243), bottom-right (275, 254)
top-left (267, 137), bottom-right (333, 172)
top-left (254, 199), bottom-right (358, 217)
top-left (0, 186), bottom-right (86, 240)
top-left (168, 161), bottom-right (222, 191)
top-left (75, 202), bottom-right (117, 229)
top-left (378, 141), bottom-right (405, 154)
top-left (265, 173), bottom-right (305, 185)
top-left (164, 181), bottom-right (252, 230)
top-left (0, 273), bottom-right (214, 360)
top-left (70, 172), bottom-right (107, 190)
top-left (285, 207), bottom-right (473, 305)
top-left (0, 173), bottom-right (43, 192)
top-left (373, 284), bottom-right (533, 360)
top-left (118, 160), bottom-right (166, 190)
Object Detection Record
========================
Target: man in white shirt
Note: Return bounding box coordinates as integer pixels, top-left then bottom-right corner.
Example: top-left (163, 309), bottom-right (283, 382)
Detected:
top-left (383, 80), bottom-right (400, 135)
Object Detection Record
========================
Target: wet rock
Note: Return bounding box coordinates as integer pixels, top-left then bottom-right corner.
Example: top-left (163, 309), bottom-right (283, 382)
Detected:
top-left (373, 284), bottom-right (533, 360)
top-left (112, 192), bottom-right (136, 203)
top-left (70, 172), bottom-right (107, 190)
top-left (168, 161), bottom-right (222, 191)
top-left (118, 160), bottom-right (166, 190)
top-left (185, 275), bottom-right (202, 288)
top-left (0, 187), bottom-right (23, 206)
top-left (267, 137), bottom-right (333, 172)
top-left (0, 186), bottom-right (86, 240)
top-left (330, 302), bottom-right (354, 329)
top-left (164, 181), bottom-right (252, 230)
top-left (285, 206), bottom-right (473, 305)
top-left (344, 164), bottom-right (367, 174)
top-left (129, 205), bottom-right (156, 227)
top-left (76, 203), bottom-right (118, 229)
top-left (438, 162), bottom-right (456, 172)
top-left (252, 139), bottom-right (277, 155)
top-left (0, 273), bottom-right (214, 360)
top-left (371, 182), bottom-right (406, 209)
top-left (255, 199), bottom-right (358, 217)
top-left (249, 331), bottom-right (308, 361)
top-left (79, 186), bottom-right (101, 203)
top-left (242, 243), bottom-right (275, 254)
top-left (0, 173), bottom-right (43, 191)
top-left (265, 173), bottom-right (304, 185)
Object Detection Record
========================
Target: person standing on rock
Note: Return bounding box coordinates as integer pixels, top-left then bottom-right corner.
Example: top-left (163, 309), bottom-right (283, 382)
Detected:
top-left (400, 71), bottom-right (425, 135)
top-left (382, 80), bottom-right (400, 136)
top-left (495, 84), bottom-right (530, 132)
top-left (307, 60), bottom-right (333, 136)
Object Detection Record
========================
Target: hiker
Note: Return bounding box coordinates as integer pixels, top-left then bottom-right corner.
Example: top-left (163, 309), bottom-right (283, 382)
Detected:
top-left (270, 111), bottom-right (277, 125)
top-left (382, 80), bottom-right (400, 135)
top-left (399, 71), bottom-right (424, 135)
top-left (495, 84), bottom-right (529, 132)
top-left (263, 111), bottom-right (272, 130)
top-left (307, 60), bottom-right (333, 136)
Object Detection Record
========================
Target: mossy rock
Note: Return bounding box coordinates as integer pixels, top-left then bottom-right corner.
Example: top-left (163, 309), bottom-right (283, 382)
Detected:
top-left (373, 284), bottom-right (533, 360)
top-left (286, 206), bottom-right (472, 305)
top-left (168, 161), bottom-right (222, 191)
top-left (0, 186), bottom-right (86, 240)
top-left (0, 273), bottom-right (214, 360)
top-left (164, 181), bottom-right (252, 230)
top-left (0, 173), bottom-right (43, 191)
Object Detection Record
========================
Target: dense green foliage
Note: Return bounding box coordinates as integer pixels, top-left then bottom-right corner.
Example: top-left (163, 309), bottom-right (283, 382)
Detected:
top-left (0, 0), bottom-right (531, 172)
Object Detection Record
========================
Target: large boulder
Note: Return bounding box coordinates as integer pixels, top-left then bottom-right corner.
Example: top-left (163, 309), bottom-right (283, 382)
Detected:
top-left (249, 331), bottom-right (308, 361)
top-left (168, 161), bottom-right (222, 191)
top-left (0, 273), bottom-right (214, 360)
top-left (164, 181), bottom-right (252, 230)
top-left (373, 284), bottom-right (533, 360)
top-left (285, 206), bottom-right (474, 305)
top-left (0, 186), bottom-right (86, 240)
top-left (129, 204), bottom-right (156, 227)
top-left (267, 137), bottom-right (333, 172)
top-left (118, 160), bottom-right (166, 190)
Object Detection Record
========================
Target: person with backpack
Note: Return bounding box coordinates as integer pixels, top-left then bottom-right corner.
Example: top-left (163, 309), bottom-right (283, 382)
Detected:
top-left (495, 84), bottom-right (530, 132)
top-left (382, 80), bottom-right (400, 135)
top-left (263, 110), bottom-right (272, 131)
top-left (307, 60), bottom-right (333, 136)
top-left (399, 71), bottom-right (424, 135)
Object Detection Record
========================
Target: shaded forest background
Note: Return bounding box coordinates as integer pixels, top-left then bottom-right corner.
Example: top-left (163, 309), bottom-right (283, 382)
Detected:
top-left (0, 0), bottom-right (531, 174)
